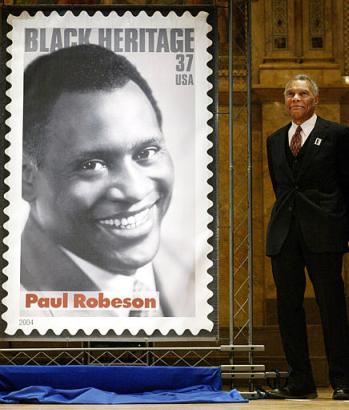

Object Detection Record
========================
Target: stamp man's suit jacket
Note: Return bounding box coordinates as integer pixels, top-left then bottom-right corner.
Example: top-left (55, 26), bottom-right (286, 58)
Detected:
top-left (21, 215), bottom-right (195, 317)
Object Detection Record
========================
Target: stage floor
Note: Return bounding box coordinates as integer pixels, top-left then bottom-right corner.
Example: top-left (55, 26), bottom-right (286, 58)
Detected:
top-left (0, 389), bottom-right (347, 409)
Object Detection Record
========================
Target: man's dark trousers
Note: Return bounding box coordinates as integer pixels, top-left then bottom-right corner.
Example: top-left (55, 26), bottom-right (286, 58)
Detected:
top-left (272, 219), bottom-right (349, 389)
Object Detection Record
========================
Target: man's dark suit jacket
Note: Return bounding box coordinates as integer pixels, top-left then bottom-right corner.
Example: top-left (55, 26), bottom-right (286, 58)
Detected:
top-left (21, 216), bottom-right (195, 316)
top-left (266, 116), bottom-right (349, 256)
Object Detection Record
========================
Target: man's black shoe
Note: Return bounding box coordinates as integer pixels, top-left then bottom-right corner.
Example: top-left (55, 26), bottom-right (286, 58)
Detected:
top-left (332, 387), bottom-right (349, 400)
top-left (267, 386), bottom-right (317, 399)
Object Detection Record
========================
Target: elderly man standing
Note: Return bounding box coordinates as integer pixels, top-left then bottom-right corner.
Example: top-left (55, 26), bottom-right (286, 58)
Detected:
top-left (266, 74), bottom-right (349, 400)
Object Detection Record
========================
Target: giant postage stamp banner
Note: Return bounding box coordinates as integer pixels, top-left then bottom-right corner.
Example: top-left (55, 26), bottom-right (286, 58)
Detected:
top-left (2, 9), bottom-right (216, 337)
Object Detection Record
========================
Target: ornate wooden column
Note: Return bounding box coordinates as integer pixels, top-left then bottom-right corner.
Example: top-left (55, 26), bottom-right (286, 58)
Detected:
top-left (259, 0), bottom-right (342, 84)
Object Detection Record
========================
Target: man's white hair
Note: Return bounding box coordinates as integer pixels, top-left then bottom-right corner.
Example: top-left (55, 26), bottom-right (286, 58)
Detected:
top-left (284, 74), bottom-right (319, 97)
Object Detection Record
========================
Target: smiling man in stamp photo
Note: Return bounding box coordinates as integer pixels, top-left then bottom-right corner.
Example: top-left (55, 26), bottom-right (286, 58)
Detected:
top-left (20, 44), bottom-right (193, 317)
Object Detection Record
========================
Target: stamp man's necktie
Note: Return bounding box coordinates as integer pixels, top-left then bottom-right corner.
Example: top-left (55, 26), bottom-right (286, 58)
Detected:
top-left (129, 279), bottom-right (163, 317)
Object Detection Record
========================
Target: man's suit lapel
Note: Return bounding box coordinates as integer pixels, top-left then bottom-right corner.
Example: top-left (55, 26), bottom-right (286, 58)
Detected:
top-left (21, 216), bottom-right (98, 291)
top-left (275, 124), bottom-right (294, 182)
top-left (297, 117), bottom-right (329, 179)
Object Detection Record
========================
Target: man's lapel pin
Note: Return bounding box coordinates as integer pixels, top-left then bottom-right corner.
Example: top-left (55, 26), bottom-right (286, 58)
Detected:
top-left (314, 137), bottom-right (322, 146)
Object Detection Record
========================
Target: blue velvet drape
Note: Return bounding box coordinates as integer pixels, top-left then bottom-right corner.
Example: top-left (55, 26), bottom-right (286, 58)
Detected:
top-left (0, 365), bottom-right (247, 404)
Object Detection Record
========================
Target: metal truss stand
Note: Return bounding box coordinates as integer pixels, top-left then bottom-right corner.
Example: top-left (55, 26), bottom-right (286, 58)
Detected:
top-left (228, 0), bottom-right (265, 397)
top-left (0, 345), bottom-right (264, 367)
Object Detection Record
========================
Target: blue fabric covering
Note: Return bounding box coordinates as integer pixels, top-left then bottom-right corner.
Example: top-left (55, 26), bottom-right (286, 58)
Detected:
top-left (0, 365), bottom-right (247, 404)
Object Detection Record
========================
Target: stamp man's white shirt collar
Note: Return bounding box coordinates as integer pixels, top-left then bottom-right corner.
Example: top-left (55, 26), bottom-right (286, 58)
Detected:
top-left (61, 247), bottom-right (156, 294)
